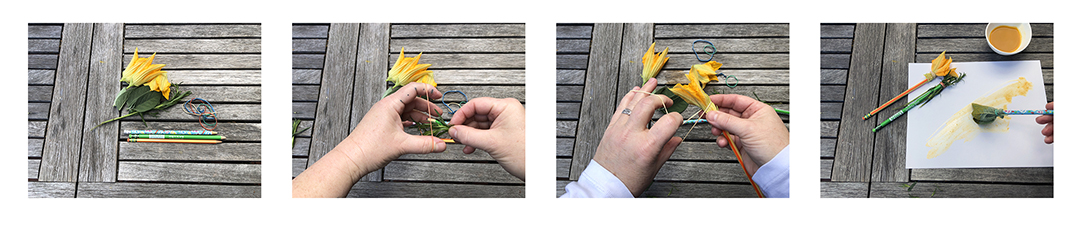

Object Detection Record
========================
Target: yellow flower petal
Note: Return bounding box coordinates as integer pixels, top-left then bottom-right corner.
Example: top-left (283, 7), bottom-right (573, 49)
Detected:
top-left (669, 82), bottom-right (717, 112)
top-left (387, 48), bottom-right (435, 87)
top-left (641, 42), bottom-right (669, 84)
top-left (689, 61), bottom-right (723, 86)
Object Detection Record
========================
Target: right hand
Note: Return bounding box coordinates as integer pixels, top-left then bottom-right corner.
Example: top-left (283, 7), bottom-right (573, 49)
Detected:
top-left (1035, 101), bottom-right (1053, 144)
top-left (449, 97), bottom-right (526, 181)
top-left (705, 94), bottom-right (789, 176)
top-left (592, 78), bottom-right (684, 197)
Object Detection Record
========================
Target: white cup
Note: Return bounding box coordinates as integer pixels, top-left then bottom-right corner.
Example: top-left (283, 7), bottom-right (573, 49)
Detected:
top-left (985, 23), bottom-right (1032, 56)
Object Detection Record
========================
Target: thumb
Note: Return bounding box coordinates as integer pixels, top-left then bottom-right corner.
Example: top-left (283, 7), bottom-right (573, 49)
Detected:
top-left (706, 110), bottom-right (755, 138)
top-left (450, 125), bottom-right (497, 152)
top-left (398, 135), bottom-right (447, 154)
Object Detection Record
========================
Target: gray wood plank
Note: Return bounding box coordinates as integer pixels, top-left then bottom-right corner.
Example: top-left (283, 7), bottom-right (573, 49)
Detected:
top-left (675, 123), bottom-right (789, 141)
top-left (831, 23), bottom-right (886, 182)
top-left (348, 181), bottom-right (524, 198)
top-left (641, 181), bottom-right (758, 198)
top-left (123, 54), bottom-right (261, 69)
top-left (293, 138), bottom-right (310, 156)
top-left (821, 102), bottom-right (843, 120)
top-left (352, 23), bottom-right (391, 182)
top-left (821, 24), bottom-right (855, 38)
top-left (821, 138), bottom-right (836, 157)
top-left (556, 180), bottom-right (570, 197)
top-left (293, 102), bottom-right (316, 119)
top-left (913, 53), bottom-right (1053, 68)
top-left (293, 158), bottom-right (306, 178)
top-left (28, 69), bottom-right (55, 85)
top-left (165, 70), bottom-right (261, 85)
top-left (124, 24), bottom-right (261, 38)
top-left (29, 139), bottom-right (44, 157)
top-left (556, 70), bottom-right (585, 85)
top-left (820, 38), bottom-right (852, 53)
top-left (556, 39), bottom-right (590, 54)
top-left (656, 69), bottom-right (789, 85)
top-left (654, 24), bottom-right (789, 37)
top-left (556, 121), bottom-right (577, 137)
top-left (916, 23), bottom-right (1053, 38)
top-left (820, 85), bottom-right (845, 102)
top-left (557, 25), bottom-right (592, 38)
top-left (120, 122), bottom-right (261, 141)
top-left (391, 38), bottom-right (525, 52)
top-left (39, 23), bottom-right (93, 182)
top-left (28, 86), bottom-right (52, 102)
top-left (432, 85), bottom-right (525, 102)
top-left (398, 144), bottom-right (495, 161)
top-left (77, 182), bottom-right (260, 198)
top-left (383, 161), bottom-right (523, 184)
top-left (556, 138), bottom-right (575, 157)
top-left (307, 23), bottom-right (360, 168)
top-left (391, 24), bottom-right (525, 37)
top-left (29, 159), bottom-right (40, 179)
top-left (869, 182), bottom-right (1051, 198)
top-left (29, 39), bottom-right (60, 53)
top-left (293, 39), bottom-right (326, 52)
top-left (556, 158), bottom-right (571, 178)
top-left (820, 54), bottom-right (850, 69)
top-left (29, 25), bottom-right (63, 38)
top-left (28, 54), bottom-right (58, 69)
top-left (568, 23), bottom-right (623, 181)
top-left (28, 121), bottom-right (47, 137)
top-left (821, 159), bottom-right (832, 180)
top-left (555, 85), bottom-right (584, 102)
top-left (432, 69), bottom-right (525, 84)
top-left (662, 54), bottom-right (789, 69)
top-left (820, 182), bottom-right (868, 198)
top-left (385, 53), bottom-right (525, 69)
top-left (654, 161), bottom-right (750, 182)
top-left (293, 69), bottom-right (322, 84)
top-left (655, 38), bottom-right (789, 53)
top-left (292, 85), bottom-right (319, 101)
top-left (821, 69), bottom-right (848, 84)
top-left (28, 182), bottom-right (75, 198)
top-left (911, 168), bottom-right (1053, 183)
top-left (821, 121), bottom-right (839, 138)
top-left (615, 23), bottom-right (654, 108)
top-left (124, 39), bottom-right (261, 53)
top-left (79, 23), bottom-right (124, 182)
top-left (916, 38), bottom-right (1053, 53)
top-left (293, 54), bottom-right (324, 69)
top-left (119, 142), bottom-right (261, 161)
top-left (120, 103), bottom-right (261, 121)
top-left (871, 23), bottom-right (915, 182)
top-left (293, 24), bottom-right (329, 38)
top-left (144, 85), bottom-right (261, 102)
top-left (118, 161), bottom-right (261, 183)
top-left (294, 120), bottom-right (313, 137)
top-left (556, 54), bottom-right (588, 69)
top-left (556, 102), bottom-right (580, 119)
top-left (28, 102), bottom-right (50, 120)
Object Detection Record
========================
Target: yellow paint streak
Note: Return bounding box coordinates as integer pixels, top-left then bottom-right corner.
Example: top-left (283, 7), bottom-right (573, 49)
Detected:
top-left (925, 77), bottom-right (1032, 158)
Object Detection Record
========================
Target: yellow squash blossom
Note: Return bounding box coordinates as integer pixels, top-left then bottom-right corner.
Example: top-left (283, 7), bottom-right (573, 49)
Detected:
top-left (688, 61), bottom-right (723, 87)
top-left (121, 49), bottom-right (171, 99)
top-left (669, 79), bottom-right (717, 112)
top-left (387, 47), bottom-right (436, 87)
top-left (926, 51), bottom-right (958, 81)
top-left (641, 42), bottom-right (669, 85)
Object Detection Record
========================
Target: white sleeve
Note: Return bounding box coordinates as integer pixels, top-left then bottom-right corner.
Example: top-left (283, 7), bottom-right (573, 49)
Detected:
top-left (751, 145), bottom-right (790, 198)
top-left (559, 159), bottom-right (634, 198)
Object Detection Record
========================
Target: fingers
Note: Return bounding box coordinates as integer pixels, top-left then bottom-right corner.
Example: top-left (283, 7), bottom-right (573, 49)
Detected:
top-left (1046, 101), bottom-right (1054, 110)
top-left (384, 82), bottom-right (443, 115)
top-left (451, 97), bottom-right (501, 125)
top-left (649, 112), bottom-right (683, 142)
top-left (1045, 135), bottom-right (1054, 144)
top-left (614, 85), bottom-right (641, 122)
top-left (449, 125), bottom-right (496, 152)
top-left (709, 94), bottom-right (769, 118)
top-left (614, 78), bottom-right (659, 124)
top-left (626, 94), bottom-right (673, 128)
top-left (397, 135), bottom-right (447, 154)
top-left (1042, 123), bottom-right (1053, 136)
top-left (1036, 115), bottom-right (1053, 124)
top-left (706, 110), bottom-right (755, 138)
top-left (658, 137), bottom-right (683, 161)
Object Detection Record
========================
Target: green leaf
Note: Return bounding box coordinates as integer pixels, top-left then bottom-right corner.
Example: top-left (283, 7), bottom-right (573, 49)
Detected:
top-left (123, 86), bottom-right (153, 110)
top-left (131, 91), bottom-right (163, 112)
top-left (114, 87), bottom-right (132, 111)
top-left (652, 87), bottom-right (687, 113)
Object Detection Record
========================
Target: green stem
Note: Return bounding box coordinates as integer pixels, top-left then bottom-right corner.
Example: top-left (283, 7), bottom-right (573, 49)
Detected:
top-left (873, 88), bottom-right (934, 132)
top-left (383, 85), bottom-right (401, 98)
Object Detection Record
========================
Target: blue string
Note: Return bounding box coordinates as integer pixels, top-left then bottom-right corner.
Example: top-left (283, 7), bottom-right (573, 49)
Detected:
top-left (441, 90), bottom-right (467, 115)
top-left (693, 40), bottom-right (717, 62)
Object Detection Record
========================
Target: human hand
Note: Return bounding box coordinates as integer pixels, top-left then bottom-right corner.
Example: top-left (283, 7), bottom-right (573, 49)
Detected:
top-left (1035, 101), bottom-right (1053, 144)
top-left (449, 97), bottom-right (526, 181)
top-left (592, 78), bottom-right (684, 197)
top-left (704, 94), bottom-right (789, 176)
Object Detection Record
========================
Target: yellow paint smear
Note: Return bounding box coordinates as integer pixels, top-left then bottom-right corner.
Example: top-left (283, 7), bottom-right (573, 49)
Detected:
top-left (925, 77), bottom-right (1032, 159)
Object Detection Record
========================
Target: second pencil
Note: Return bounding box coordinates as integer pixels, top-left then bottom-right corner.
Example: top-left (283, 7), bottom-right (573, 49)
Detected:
top-left (128, 134), bottom-right (226, 140)
top-left (128, 138), bottom-right (222, 144)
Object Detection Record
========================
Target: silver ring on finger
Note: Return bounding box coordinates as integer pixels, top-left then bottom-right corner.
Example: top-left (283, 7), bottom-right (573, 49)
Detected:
top-left (621, 108), bottom-right (632, 116)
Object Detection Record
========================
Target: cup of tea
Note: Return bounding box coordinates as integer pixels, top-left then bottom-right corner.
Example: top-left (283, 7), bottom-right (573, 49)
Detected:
top-left (985, 23), bottom-right (1032, 56)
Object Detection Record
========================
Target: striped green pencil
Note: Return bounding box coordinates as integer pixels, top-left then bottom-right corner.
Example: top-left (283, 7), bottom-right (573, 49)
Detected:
top-left (873, 73), bottom-right (967, 132)
top-left (128, 134), bottom-right (226, 140)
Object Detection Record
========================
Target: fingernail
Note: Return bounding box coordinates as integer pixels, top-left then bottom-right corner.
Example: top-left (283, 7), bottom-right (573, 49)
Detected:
top-left (449, 126), bottom-right (458, 139)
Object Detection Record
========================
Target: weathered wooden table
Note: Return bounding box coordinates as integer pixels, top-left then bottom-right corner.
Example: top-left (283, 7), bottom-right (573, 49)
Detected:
top-left (28, 23), bottom-right (262, 198)
top-left (292, 23), bottom-right (526, 198)
top-left (820, 23), bottom-right (1053, 198)
top-left (556, 23), bottom-right (790, 197)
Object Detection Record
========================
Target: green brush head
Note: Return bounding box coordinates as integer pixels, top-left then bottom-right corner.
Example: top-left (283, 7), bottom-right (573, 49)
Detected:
top-left (971, 103), bottom-right (1005, 124)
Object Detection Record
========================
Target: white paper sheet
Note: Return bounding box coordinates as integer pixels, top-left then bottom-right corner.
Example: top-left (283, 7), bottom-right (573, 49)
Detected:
top-left (905, 61), bottom-right (1052, 168)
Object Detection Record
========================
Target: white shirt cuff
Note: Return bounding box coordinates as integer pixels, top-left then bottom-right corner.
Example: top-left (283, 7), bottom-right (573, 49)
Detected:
top-left (751, 145), bottom-right (790, 198)
top-left (559, 160), bottom-right (634, 198)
